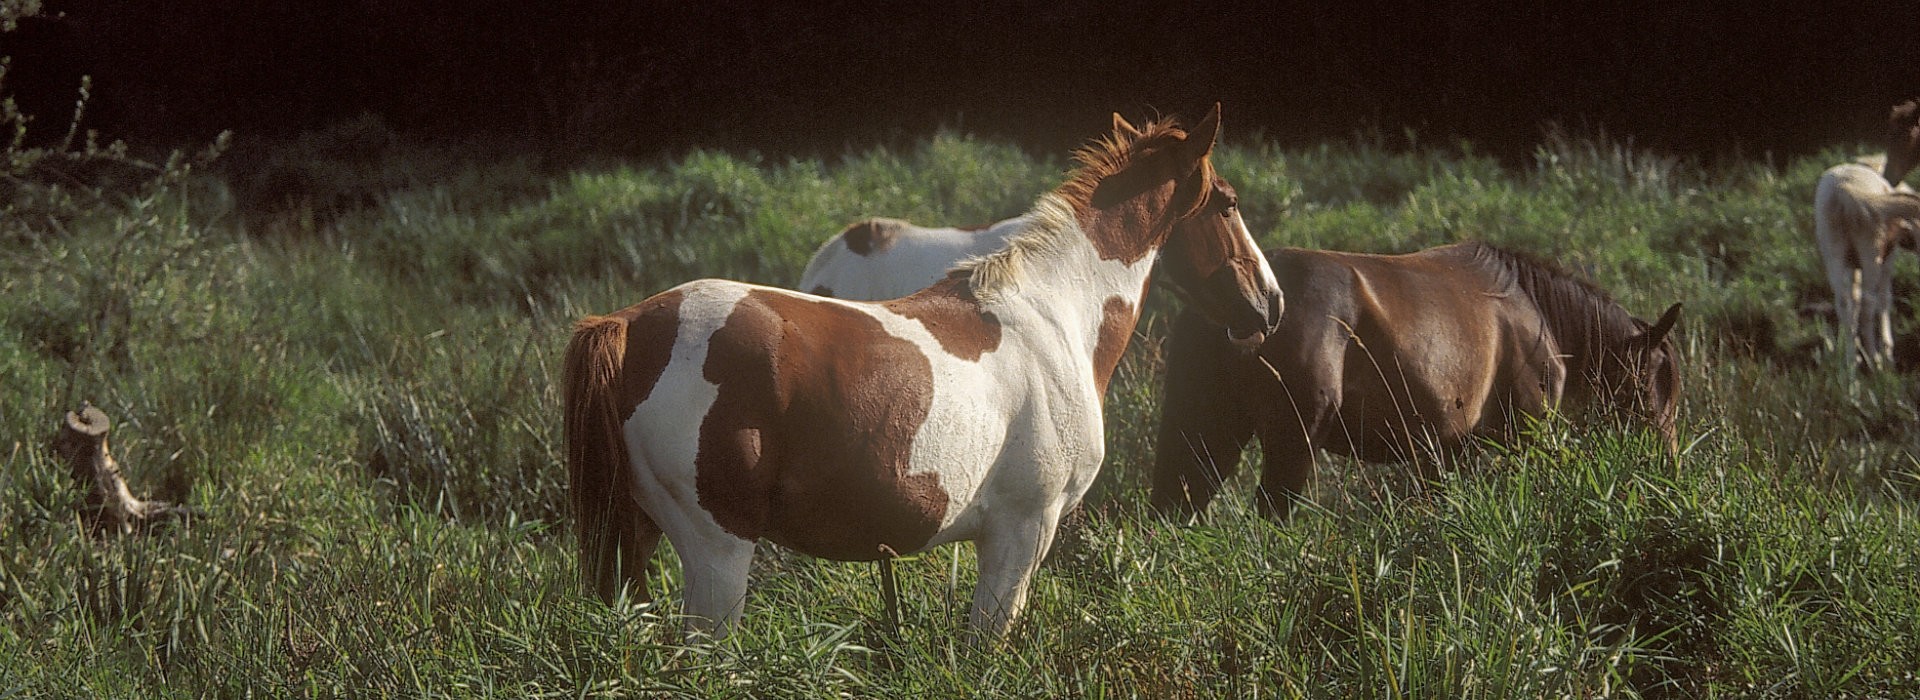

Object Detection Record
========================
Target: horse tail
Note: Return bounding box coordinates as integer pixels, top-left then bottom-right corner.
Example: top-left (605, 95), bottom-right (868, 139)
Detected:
top-left (564, 314), bottom-right (650, 603)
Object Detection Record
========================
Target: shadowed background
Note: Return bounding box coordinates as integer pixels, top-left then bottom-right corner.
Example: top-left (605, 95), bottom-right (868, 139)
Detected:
top-left (4, 0), bottom-right (1917, 161)
top-left (11, 2), bottom-right (1920, 695)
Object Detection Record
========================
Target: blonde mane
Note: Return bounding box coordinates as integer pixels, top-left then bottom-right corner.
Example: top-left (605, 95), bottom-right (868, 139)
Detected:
top-left (955, 115), bottom-right (1208, 301)
top-left (951, 195), bottom-right (1080, 301)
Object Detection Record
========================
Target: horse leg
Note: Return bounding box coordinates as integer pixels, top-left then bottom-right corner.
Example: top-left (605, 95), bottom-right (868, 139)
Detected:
top-left (1826, 249), bottom-right (1863, 370)
top-left (1254, 398), bottom-right (1335, 521)
top-left (670, 528), bottom-right (756, 638)
top-left (619, 512), bottom-right (664, 603)
top-left (968, 505), bottom-right (1064, 638)
top-left (1847, 267), bottom-right (1870, 369)
top-left (1252, 331), bottom-right (1344, 521)
top-left (630, 433), bottom-right (760, 638)
top-left (1868, 261), bottom-right (1897, 368)
top-left (1149, 310), bottom-right (1256, 518)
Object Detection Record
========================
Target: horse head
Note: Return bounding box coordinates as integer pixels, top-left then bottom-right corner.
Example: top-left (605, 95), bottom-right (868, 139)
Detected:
top-left (1884, 98), bottom-right (1920, 186)
top-left (1597, 302), bottom-right (1683, 455)
top-left (1087, 104), bottom-right (1281, 349)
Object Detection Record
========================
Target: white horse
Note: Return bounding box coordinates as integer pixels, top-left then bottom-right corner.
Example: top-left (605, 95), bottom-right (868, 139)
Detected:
top-left (564, 105), bottom-right (1282, 638)
top-left (1814, 98), bottom-right (1920, 370)
top-left (799, 215), bottom-right (1028, 300)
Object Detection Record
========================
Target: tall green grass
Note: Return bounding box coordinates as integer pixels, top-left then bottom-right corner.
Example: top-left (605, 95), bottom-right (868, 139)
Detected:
top-left (3, 120), bottom-right (1919, 697)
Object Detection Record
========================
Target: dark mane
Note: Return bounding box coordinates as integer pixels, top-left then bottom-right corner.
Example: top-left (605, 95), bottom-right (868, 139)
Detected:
top-left (1887, 98), bottom-right (1920, 184)
top-left (1459, 241), bottom-right (1639, 379)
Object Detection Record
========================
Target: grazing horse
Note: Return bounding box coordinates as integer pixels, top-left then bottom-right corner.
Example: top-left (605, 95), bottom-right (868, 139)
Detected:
top-left (799, 215), bottom-right (1029, 300)
top-left (1150, 242), bottom-right (1682, 520)
top-left (1813, 98), bottom-right (1920, 370)
top-left (565, 105), bottom-right (1283, 637)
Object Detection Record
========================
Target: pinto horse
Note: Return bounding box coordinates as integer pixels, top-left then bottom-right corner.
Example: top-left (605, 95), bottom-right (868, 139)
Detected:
top-left (565, 105), bottom-right (1283, 637)
top-left (799, 215), bottom-right (1029, 300)
top-left (1150, 242), bottom-right (1681, 520)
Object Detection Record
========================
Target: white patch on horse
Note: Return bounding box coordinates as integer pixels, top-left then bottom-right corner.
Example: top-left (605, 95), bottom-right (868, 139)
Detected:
top-left (799, 215), bottom-right (1030, 300)
top-left (622, 280), bottom-right (758, 624)
top-left (904, 195), bottom-right (1155, 544)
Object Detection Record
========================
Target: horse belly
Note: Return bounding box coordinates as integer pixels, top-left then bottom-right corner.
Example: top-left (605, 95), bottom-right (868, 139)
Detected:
top-left (764, 371), bottom-right (1008, 559)
top-left (1324, 359), bottom-right (1485, 463)
top-left (762, 459), bottom-right (961, 561)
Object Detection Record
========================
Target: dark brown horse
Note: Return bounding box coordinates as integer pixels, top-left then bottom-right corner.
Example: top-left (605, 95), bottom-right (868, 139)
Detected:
top-left (1150, 241), bottom-right (1682, 519)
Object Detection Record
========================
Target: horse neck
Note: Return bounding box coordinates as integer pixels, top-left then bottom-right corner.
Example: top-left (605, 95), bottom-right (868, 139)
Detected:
top-left (1504, 257), bottom-right (1636, 385)
top-left (1881, 190), bottom-right (1920, 221)
top-left (965, 195), bottom-right (1158, 331)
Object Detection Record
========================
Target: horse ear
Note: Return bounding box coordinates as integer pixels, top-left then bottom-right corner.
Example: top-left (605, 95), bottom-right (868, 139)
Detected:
top-left (1182, 102), bottom-right (1222, 159)
top-left (1642, 303), bottom-right (1682, 348)
top-left (1112, 112), bottom-right (1142, 139)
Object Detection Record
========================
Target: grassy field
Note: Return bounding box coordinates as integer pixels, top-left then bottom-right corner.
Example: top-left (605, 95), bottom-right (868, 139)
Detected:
top-left (4, 118), bottom-right (1920, 698)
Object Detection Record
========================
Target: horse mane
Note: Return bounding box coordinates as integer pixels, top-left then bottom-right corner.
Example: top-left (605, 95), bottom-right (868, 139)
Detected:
top-left (1884, 98), bottom-right (1920, 184)
top-left (954, 115), bottom-right (1208, 301)
top-left (951, 195), bottom-right (1080, 301)
top-left (1054, 115), bottom-right (1197, 208)
top-left (1886, 188), bottom-right (1920, 216)
top-left (1459, 241), bottom-right (1638, 378)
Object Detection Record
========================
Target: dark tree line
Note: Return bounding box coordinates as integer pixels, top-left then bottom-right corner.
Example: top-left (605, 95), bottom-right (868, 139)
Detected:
top-left (3, 0), bottom-right (1916, 161)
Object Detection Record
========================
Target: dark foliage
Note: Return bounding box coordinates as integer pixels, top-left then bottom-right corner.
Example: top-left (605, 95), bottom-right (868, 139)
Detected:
top-left (2, 1), bottom-right (1916, 162)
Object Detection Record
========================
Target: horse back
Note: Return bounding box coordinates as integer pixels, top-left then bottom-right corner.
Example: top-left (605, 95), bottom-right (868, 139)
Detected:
top-left (1263, 247), bottom-right (1563, 453)
top-left (800, 217), bottom-right (1023, 301)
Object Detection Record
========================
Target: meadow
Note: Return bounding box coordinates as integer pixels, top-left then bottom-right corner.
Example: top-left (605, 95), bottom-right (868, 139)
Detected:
top-left (3, 115), bottom-right (1919, 698)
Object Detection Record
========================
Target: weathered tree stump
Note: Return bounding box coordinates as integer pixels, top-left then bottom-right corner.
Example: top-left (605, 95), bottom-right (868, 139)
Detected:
top-left (53, 402), bottom-right (191, 535)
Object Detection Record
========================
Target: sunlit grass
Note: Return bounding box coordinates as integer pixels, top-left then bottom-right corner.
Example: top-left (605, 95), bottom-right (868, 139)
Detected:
top-left (3, 126), bottom-right (1919, 697)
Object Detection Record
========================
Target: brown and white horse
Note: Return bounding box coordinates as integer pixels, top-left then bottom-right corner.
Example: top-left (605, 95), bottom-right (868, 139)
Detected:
top-left (799, 215), bottom-right (1029, 300)
top-left (564, 105), bottom-right (1282, 637)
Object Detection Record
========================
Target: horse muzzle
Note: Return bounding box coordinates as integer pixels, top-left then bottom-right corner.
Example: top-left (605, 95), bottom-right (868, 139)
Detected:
top-left (1224, 289), bottom-right (1282, 351)
top-left (1227, 326), bottom-right (1266, 350)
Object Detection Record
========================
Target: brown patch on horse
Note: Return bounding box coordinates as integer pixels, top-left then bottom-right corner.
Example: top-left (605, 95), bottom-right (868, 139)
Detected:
top-left (1056, 105), bottom-right (1220, 264)
top-left (610, 290), bottom-right (687, 411)
top-left (569, 290), bottom-right (687, 421)
top-left (884, 276), bottom-right (1003, 361)
top-left (842, 218), bottom-right (903, 256)
top-left (1159, 178), bottom-right (1252, 307)
top-left (696, 290), bottom-right (948, 559)
top-left (1092, 296), bottom-right (1137, 394)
